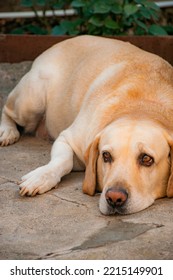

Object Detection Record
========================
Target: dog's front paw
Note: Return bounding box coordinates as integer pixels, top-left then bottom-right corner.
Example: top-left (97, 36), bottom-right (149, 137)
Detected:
top-left (0, 126), bottom-right (20, 146)
top-left (19, 165), bottom-right (60, 196)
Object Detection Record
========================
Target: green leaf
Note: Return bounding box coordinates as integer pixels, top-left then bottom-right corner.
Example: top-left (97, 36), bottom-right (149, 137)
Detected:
top-left (52, 0), bottom-right (67, 9)
top-left (145, 2), bottom-right (160, 11)
top-left (89, 16), bottom-right (103, 27)
top-left (135, 26), bottom-right (146, 35)
top-left (20, 0), bottom-right (33, 7)
top-left (51, 25), bottom-right (67, 35)
top-left (139, 7), bottom-right (151, 20)
top-left (61, 20), bottom-right (73, 30)
top-left (112, 3), bottom-right (123, 15)
top-left (88, 24), bottom-right (99, 35)
top-left (61, 19), bottom-right (81, 35)
top-left (135, 0), bottom-right (146, 4)
top-left (27, 24), bottom-right (47, 34)
top-left (35, 0), bottom-right (46, 6)
top-left (148, 25), bottom-right (168, 35)
top-left (10, 27), bottom-right (25, 34)
top-left (135, 19), bottom-right (148, 31)
top-left (104, 18), bottom-right (119, 30)
top-left (20, 0), bottom-right (47, 7)
top-left (52, 3), bottom-right (64, 9)
top-left (124, 4), bottom-right (138, 17)
top-left (71, 0), bottom-right (86, 8)
top-left (163, 25), bottom-right (173, 35)
top-left (93, 2), bottom-right (110, 14)
top-left (52, 19), bottom-right (82, 35)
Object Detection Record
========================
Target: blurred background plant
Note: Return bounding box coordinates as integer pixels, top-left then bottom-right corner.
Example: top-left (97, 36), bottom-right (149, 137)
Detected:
top-left (0, 0), bottom-right (173, 35)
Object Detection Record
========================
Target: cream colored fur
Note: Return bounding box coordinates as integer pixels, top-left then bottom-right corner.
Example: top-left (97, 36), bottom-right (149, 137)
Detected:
top-left (1, 35), bottom-right (173, 215)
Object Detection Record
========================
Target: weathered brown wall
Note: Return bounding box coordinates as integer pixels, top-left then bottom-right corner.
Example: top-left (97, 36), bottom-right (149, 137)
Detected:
top-left (0, 35), bottom-right (173, 65)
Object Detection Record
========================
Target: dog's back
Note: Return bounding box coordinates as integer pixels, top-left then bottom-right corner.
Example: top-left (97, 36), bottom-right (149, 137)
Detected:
top-left (1, 35), bottom-right (173, 144)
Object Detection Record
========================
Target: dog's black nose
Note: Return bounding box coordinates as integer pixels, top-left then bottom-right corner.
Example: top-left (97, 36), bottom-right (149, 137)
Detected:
top-left (105, 187), bottom-right (128, 209)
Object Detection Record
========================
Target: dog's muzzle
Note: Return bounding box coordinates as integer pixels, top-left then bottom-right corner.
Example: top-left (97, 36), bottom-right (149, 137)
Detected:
top-left (105, 186), bottom-right (128, 213)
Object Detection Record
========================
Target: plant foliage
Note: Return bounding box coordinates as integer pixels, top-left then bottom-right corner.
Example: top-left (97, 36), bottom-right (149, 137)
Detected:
top-left (15, 0), bottom-right (170, 35)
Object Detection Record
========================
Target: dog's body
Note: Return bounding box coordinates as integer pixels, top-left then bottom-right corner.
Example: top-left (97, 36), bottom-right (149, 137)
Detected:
top-left (1, 35), bottom-right (173, 215)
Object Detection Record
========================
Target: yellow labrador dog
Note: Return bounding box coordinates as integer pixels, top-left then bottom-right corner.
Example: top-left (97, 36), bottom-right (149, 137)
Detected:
top-left (1, 35), bottom-right (173, 215)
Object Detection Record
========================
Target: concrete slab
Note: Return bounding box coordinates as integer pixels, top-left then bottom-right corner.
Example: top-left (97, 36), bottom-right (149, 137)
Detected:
top-left (0, 139), bottom-right (173, 260)
top-left (0, 62), bottom-right (173, 260)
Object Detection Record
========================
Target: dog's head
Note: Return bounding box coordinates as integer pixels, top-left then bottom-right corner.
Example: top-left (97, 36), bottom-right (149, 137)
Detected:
top-left (83, 119), bottom-right (173, 215)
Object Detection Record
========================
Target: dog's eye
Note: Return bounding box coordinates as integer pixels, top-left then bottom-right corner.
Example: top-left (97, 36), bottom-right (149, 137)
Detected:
top-left (139, 153), bottom-right (154, 167)
top-left (102, 151), bottom-right (112, 163)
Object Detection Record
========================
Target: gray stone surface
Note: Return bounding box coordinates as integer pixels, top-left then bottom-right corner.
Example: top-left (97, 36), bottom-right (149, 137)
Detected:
top-left (0, 62), bottom-right (173, 260)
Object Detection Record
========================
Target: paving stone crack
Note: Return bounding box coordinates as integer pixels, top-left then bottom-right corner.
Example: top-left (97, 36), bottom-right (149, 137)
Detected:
top-left (38, 249), bottom-right (73, 259)
top-left (0, 175), bottom-right (18, 184)
top-left (49, 193), bottom-right (88, 208)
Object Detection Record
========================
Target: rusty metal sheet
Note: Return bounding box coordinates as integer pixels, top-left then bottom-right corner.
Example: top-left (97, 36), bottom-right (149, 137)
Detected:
top-left (0, 35), bottom-right (173, 65)
top-left (120, 36), bottom-right (173, 66)
top-left (0, 35), bottom-right (69, 63)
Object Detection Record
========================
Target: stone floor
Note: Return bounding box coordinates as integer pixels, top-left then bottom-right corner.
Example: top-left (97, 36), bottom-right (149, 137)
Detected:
top-left (0, 62), bottom-right (173, 260)
top-left (0, 135), bottom-right (173, 260)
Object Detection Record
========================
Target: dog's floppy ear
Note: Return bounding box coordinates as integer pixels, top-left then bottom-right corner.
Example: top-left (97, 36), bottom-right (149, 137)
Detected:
top-left (82, 136), bottom-right (100, 196)
top-left (167, 145), bottom-right (173, 197)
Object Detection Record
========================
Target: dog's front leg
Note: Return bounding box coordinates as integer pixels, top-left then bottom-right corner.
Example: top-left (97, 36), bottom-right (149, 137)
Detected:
top-left (19, 135), bottom-right (74, 196)
top-left (0, 108), bottom-right (20, 146)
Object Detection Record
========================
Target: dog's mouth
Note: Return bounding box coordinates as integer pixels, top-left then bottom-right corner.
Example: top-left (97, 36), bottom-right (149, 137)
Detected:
top-left (99, 198), bottom-right (146, 215)
top-left (99, 192), bottom-right (155, 216)
top-left (99, 196), bottom-right (129, 215)
top-left (105, 204), bottom-right (128, 215)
